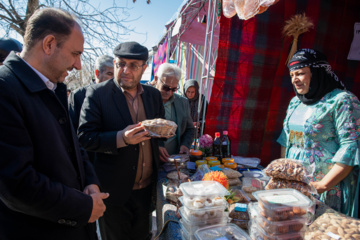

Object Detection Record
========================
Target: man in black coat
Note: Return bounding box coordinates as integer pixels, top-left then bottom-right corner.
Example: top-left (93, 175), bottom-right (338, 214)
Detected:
top-left (69, 55), bottom-right (114, 130)
top-left (69, 55), bottom-right (114, 164)
top-left (78, 41), bottom-right (165, 240)
top-left (0, 8), bottom-right (108, 240)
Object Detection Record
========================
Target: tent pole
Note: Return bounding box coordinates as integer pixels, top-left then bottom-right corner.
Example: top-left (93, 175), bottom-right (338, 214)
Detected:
top-left (195, 0), bottom-right (217, 149)
top-left (200, 0), bottom-right (217, 136)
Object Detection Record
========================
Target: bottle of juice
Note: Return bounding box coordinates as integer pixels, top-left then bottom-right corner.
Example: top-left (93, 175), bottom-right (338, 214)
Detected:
top-left (222, 130), bottom-right (231, 158)
top-left (213, 132), bottom-right (222, 160)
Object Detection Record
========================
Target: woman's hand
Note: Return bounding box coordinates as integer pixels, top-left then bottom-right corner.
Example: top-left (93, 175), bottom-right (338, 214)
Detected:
top-left (309, 181), bottom-right (327, 194)
top-left (310, 163), bottom-right (353, 194)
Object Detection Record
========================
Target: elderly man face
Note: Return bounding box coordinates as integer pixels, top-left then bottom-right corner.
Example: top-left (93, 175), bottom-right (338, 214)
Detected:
top-left (156, 76), bottom-right (179, 103)
top-left (96, 66), bottom-right (114, 83)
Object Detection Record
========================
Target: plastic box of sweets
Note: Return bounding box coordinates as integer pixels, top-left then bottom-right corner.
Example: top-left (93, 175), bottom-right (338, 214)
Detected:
top-left (180, 215), bottom-right (228, 235)
top-left (179, 196), bottom-right (227, 210)
top-left (241, 177), bottom-right (265, 193)
top-left (194, 223), bottom-right (251, 240)
top-left (179, 206), bottom-right (227, 224)
top-left (248, 203), bottom-right (306, 234)
top-left (249, 220), bottom-right (304, 240)
top-left (230, 218), bottom-right (249, 230)
top-left (179, 181), bottom-right (229, 198)
top-left (252, 189), bottom-right (313, 221)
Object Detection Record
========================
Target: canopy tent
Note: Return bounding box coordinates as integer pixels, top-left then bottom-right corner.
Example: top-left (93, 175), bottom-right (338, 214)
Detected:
top-left (205, 0), bottom-right (360, 166)
top-left (152, 0), bottom-right (219, 101)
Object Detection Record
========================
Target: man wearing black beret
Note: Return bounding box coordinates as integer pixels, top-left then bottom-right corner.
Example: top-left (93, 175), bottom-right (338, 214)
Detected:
top-left (78, 41), bottom-right (165, 240)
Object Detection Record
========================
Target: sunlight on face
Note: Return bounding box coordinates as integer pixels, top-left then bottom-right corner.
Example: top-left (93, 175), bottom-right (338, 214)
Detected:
top-left (290, 67), bottom-right (311, 95)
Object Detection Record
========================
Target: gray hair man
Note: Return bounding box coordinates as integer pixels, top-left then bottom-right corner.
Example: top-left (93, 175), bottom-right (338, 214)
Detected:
top-left (154, 62), bottom-right (194, 162)
top-left (69, 54), bottom-right (114, 130)
top-left (94, 55), bottom-right (114, 83)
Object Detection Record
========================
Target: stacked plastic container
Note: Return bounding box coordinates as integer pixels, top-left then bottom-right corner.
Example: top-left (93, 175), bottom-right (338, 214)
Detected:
top-left (194, 223), bottom-right (252, 240)
top-left (249, 189), bottom-right (314, 240)
top-left (178, 181), bottom-right (230, 240)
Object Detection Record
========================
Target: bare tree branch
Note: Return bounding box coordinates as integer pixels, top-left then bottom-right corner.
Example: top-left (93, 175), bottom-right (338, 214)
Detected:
top-left (0, 0), bottom-right (149, 89)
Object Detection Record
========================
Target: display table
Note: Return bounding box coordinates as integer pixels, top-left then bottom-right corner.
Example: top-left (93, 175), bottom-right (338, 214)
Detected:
top-left (154, 167), bottom-right (358, 240)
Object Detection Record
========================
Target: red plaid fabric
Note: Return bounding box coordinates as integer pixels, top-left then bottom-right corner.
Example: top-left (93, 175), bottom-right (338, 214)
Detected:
top-left (205, 0), bottom-right (360, 166)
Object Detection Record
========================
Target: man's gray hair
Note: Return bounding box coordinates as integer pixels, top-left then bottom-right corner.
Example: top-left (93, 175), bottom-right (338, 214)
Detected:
top-left (95, 55), bottom-right (113, 73)
top-left (156, 63), bottom-right (181, 81)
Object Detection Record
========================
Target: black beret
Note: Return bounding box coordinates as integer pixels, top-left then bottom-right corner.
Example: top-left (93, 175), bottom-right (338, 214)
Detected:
top-left (113, 41), bottom-right (148, 61)
top-left (0, 38), bottom-right (22, 52)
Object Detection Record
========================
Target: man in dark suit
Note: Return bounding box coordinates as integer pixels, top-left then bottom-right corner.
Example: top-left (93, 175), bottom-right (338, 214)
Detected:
top-left (69, 55), bottom-right (114, 130)
top-left (153, 63), bottom-right (194, 162)
top-left (78, 41), bottom-right (165, 240)
top-left (69, 55), bottom-right (114, 164)
top-left (0, 8), bottom-right (108, 240)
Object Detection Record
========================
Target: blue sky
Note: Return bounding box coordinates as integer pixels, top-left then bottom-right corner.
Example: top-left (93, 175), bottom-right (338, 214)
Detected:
top-left (117, 0), bottom-right (185, 49)
top-left (1, 0), bottom-right (185, 52)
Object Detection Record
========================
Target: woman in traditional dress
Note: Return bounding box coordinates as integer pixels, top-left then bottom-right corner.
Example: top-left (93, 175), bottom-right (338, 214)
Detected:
top-left (278, 49), bottom-right (360, 217)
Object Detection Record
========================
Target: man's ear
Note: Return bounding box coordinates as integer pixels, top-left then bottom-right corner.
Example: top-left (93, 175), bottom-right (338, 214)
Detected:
top-left (42, 35), bottom-right (57, 55)
top-left (95, 69), bottom-right (100, 79)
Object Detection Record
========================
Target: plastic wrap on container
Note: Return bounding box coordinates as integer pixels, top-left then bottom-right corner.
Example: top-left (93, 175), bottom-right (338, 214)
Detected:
top-left (222, 0), bottom-right (237, 18)
top-left (263, 158), bottom-right (315, 184)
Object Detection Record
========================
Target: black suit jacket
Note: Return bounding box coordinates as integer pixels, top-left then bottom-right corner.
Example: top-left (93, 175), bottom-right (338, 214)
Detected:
top-left (68, 84), bottom-right (97, 164)
top-left (69, 85), bottom-right (88, 130)
top-left (78, 79), bottom-right (164, 205)
top-left (0, 52), bottom-right (100, 240)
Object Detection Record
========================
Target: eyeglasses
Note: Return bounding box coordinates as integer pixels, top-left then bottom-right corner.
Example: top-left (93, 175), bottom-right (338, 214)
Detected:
top-left (115, 62), bottom-right (145, 71)
top-left (160, 79), bottom-right (179, 92)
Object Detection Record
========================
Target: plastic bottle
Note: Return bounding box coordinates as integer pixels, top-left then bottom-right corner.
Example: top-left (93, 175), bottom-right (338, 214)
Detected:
top-left (222, 130), bottom-right (231, 158)
top-left (213, 132), bottom-right (222, 160)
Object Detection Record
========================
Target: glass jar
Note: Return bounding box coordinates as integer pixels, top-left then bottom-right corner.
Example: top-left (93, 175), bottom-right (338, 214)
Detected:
top-left (189, 149), bottom-right (203, 162)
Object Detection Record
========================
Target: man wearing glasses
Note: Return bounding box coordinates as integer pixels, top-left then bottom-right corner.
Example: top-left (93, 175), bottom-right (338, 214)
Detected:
top-left (78, 41), bottom-right (165, 240)
top-left (154, 63), bottom-right (194, 162)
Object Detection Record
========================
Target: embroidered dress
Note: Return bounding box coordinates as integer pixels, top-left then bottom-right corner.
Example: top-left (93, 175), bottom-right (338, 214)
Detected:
top-left (278, 89), bottom-right (360, 217)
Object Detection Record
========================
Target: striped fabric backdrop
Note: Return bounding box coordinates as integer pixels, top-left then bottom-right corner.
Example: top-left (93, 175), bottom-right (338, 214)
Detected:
top-left (174, 41), bottom-right (217, 101)
top-left (205, 0), bottom-right (360, 166)
top-left (153, 37), bottom-right (168, 76)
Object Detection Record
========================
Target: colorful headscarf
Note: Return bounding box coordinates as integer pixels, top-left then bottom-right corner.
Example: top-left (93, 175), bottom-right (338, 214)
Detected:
top-left (183, 79), bottom-right (204, 122)
top-left (288, 49), bottom-right (345, 105)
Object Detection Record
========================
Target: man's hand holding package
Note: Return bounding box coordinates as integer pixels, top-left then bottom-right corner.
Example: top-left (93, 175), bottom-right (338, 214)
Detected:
top-left (123, 123), bottom-right (151, 145)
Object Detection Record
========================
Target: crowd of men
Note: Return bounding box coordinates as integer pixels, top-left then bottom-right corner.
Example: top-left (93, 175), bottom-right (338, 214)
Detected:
top-left (0, 7), bottom-right (194, 240)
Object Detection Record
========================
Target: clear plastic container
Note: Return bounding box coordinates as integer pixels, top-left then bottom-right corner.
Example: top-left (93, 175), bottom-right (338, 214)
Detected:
top-left (230, 218), bottom-right (249, 230)
top-left (180, 222), bottom-right (196, 240)
top-left (180, 215), bottom-right (229, 235)
top-left (241, 177), bottom-right (265, 193)
top-left (248, 203), bottom-right (306, 234)
top-left (241, 170), bottom-right (269, 180)
top-left (253, 189), bottom-right (313, 221)
top-left (249, 220), bottom-right (304, 240)
top-left (179, 206), bottom-right (227, 224)
top-left (179, 181), bottom-right (229, 198)
top-left (230, 189), bottom-right (251, 203)
top-left (179, 196), bottom-right (226, 210)
top-left (194, 223), bottom-right (251, 240)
